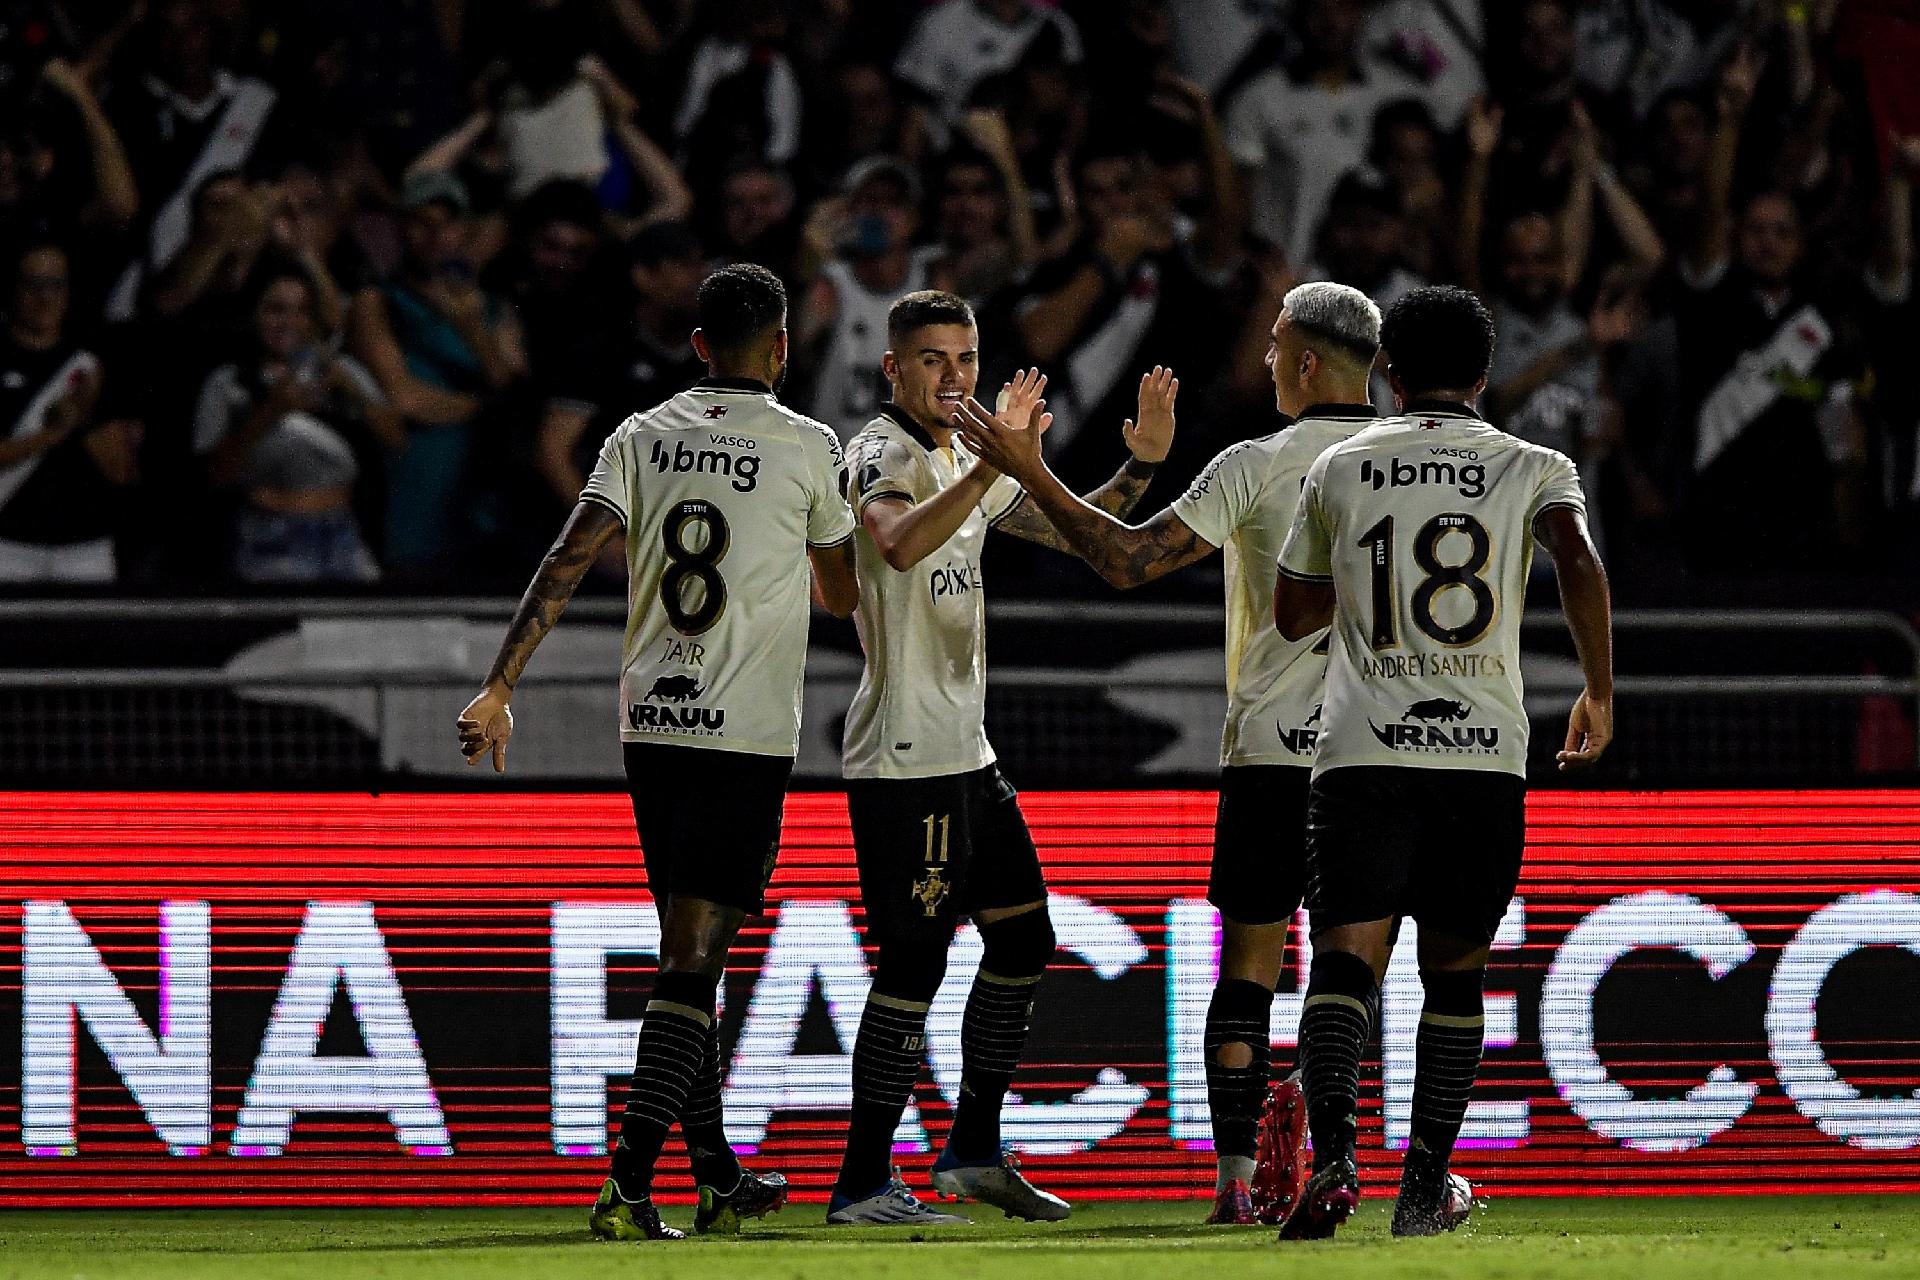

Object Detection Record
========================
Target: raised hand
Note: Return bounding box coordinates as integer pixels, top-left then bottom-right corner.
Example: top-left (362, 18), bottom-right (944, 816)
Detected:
top-left (1124, 366), bottom-right (1177, 464)
top-left (1465, 98), bottom-right (1504, 161)
top-left (953, 393), bottom-right (1050, 484)
top-left (995, 367), bottom-right (1049, 436)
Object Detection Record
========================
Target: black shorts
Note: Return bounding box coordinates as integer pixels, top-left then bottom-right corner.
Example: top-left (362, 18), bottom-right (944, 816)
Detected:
top-left (1208, 764), bottom-right (1312, 926)
top-left (624, 741), bottom-right (793, 916)
top-left (1304, 765), bottom-right (1527, 945)
top-left (847, 765), bottom-right (1047, 944)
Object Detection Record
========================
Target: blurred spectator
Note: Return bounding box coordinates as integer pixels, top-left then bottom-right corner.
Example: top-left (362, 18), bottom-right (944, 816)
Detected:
top-left (533, 220), bottom-right (705, 520)
top-left (103, 0), bottom-right (283, 322)
top-left (895, 0), bottom-right (1083, 132)
top-left (0, 240), bottom-right (138, 582)
top-left (712, 160), bottom-right (802, 283)
top-left (926, 111), bottom-right (1038, 306)
top-left (193, 264), bottom-right (400, 583)
top-left (1668, 46), bottom-right (1864, 575)
top-left (1012, 137), bottom-right (1229, 484)
top-left (1365, 0), bottom-right (1485, 130)
top-left (1368, 98), bottom-right (1449, 279)
top-left (349, 170), bottom-right (526, 577)
top-left (804, 59), bottom-right (928, 193)
top-left (798, 156), bottom-right (939, 440)
top-left (1224, 0), bottom-right (1419, 266)
top-left (0, 57), bottom-right (138, 313)
top-left (674, 0), bottom-right (804, 193)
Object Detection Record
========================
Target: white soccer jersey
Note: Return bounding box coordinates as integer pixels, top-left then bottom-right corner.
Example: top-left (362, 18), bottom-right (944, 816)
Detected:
top-left (841, 405), bottom-right (1024, 780)
top-left (582, 379), bottom-right (856, 757)
top-left (1172, 405), bottom-right (1380, 767)
top-left (1278, 405), bottom-right (1586, 778)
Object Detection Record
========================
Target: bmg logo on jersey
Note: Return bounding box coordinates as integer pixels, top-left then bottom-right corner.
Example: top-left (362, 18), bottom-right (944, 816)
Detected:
top-left (1360, 451), bottom-right (1486, 498)
top-left (650, 436), bottom-right (761, 492)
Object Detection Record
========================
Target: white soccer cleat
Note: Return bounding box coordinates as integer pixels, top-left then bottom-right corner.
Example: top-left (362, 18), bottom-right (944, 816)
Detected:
top-left (826, 1172), bottom-right (973, 1226)
top-left (929, 1147), bottom-right (1071, 1222)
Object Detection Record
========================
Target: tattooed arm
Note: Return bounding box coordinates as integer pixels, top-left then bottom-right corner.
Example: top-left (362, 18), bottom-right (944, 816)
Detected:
top-left (992, 455), bottom-right (1158, 553)
top-left (456, 500), bottom-right (624, 771)
top-left (989, 365), bottom-right (1181, 559)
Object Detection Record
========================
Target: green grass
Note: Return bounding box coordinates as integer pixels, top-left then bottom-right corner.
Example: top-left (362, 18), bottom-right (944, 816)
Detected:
top-left (2, 1197), bottom-right (1917, 1280)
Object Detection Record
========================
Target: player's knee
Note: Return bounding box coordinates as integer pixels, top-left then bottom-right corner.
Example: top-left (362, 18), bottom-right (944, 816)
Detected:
top-left (978, 904), bottom-right (1055, 978)
top-left (1418, 966), bottom-right (1485, 1018)
top-left (1307, 948), bottom-right (1379, 1000)
top-left (873, 937), bottom-right (950, 1005)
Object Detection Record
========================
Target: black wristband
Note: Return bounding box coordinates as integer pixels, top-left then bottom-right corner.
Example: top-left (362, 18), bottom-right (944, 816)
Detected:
top-left (1122, 456), bottom-right (1159, 480)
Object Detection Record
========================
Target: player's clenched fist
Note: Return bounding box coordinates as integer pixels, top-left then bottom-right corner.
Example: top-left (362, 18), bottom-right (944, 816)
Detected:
top-left (457, 684), bottom-right (514, 773)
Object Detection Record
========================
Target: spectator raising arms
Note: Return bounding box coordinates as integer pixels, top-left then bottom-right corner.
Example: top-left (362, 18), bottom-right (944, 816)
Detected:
top-left (194, 265), bottom-right (400, 584)
top-left (0, 241), bottom-right (137, 583)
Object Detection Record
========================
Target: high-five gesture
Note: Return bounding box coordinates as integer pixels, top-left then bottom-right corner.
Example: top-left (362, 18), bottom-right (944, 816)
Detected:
top-left (993, 367), bottom-right (1050, 438)
top-left (953, 392), bottom-right (1051, 486)
top-left (1124, 366), bottom-right (1177, 464)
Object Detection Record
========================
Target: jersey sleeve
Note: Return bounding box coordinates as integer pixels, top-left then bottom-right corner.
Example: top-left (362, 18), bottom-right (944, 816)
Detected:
top-left (980, 471), bottom-right (1025, 524)
top-left (847, 431), bottom-right (920, 517)
top-left (579, 421), bottom-right (633, 526)
top-left (1170, 441), bottom-right (1260, 548)
top-left (1531, 449), bottom-right (1588, 525)
top-left (1276, 451), bottom-right (1335, 582)
top-left (1222, 78), bottom-right (1272, 168)
top-left (806, 420), bottom-right (858, 547)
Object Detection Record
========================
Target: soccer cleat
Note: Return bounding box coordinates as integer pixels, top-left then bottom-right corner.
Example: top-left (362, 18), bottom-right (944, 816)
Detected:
top-left (1392, 1170), bottom-right (1476, 1238)
top-left (1276, 1157), bottom-right (1360, 1241)
top-left (827, 1170), bottom-right (972, 1226)
top-left (1205, 1178), bottom-right (1256, 1225)
top-left (588, 1178), bottom-right (685, 1241)
top-left (929, 1145), bottom-right (1071, 1222)
top-left (694, 1165), bottom-right (789, 1235)
top-left (1249, 1071), bottom-right (1310, 1225)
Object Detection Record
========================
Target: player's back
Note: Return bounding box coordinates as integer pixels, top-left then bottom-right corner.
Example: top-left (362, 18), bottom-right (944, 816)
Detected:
top-left (1175, 406), bottom-right (1377, 765)
top-left (584, 379), bottom-right (854, 757)
top-left (1284, 404), bottom-right (1585, 777)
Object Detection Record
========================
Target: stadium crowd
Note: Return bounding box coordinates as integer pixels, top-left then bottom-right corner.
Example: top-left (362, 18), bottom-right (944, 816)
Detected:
top-left (0, 0), bottom-right (1913, 601)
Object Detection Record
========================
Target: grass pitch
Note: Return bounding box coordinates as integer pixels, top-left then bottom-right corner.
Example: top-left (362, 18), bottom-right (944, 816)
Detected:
top-left (2, 1196), bottom-right (1916, 1280)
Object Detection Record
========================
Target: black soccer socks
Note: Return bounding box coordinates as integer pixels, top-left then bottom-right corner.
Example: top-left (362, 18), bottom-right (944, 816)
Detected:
top-left (1405, 967), bottom-right (1486, 1180)
top-left (948, 908), bottom-right (1054, 1160)
top-left (1204, 978), bottom-right (1275, 1167)
top-left (681, 1023), bottom-right (742, 1192)
top-left (1298, 950), bottom-right (1378, 1172)
top-left (611, 969), bottom-right (717, 1194)
top-left (837, 988), bottom-right (937, 1196)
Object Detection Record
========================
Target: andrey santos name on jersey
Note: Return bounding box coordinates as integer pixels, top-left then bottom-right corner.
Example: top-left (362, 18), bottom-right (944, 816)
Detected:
top-left (1358, 651), bottom-right (1509, 680)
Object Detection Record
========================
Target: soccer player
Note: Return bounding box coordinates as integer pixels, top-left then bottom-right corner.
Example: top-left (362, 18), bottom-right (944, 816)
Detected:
top-left (826, 289), bottom-right (1172, 1226)
top-left (955, 281), bottom-right (1383, 1226)
top-left (1270, 285), bottom-right (1613, 1239)
top-left (455, 264), bottom-right (859, 1242)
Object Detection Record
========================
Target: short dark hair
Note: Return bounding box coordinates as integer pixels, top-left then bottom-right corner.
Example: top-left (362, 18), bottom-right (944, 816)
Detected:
top-left (697, 263), bottom-right (787, 356)
top-left (887, 289), bottom-right (975, 347)
top-left (1380, 285), bottom-right (1496, 396)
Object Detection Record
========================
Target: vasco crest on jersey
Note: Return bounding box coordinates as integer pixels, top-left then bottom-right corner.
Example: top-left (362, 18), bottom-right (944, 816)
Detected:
top-left (1368, 698), bottom-right (1499, 754)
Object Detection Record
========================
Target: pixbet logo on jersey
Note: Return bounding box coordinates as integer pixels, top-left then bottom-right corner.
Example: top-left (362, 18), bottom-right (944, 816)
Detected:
top-left (1369, 698), bottom-right (1499, 753)
top-left (649, 437), bottom-right (761, 493)
top-left (1360, 451), bottom-right (1487, 498)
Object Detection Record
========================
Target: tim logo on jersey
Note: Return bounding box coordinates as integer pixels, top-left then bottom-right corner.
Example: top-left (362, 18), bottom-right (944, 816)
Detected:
top-left (1369, 698), bottom-right (1499, 753)
top-left (629, 672), bottom-right (726, 734)
top-left (1360, 452), bottom-right (1486, 498)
